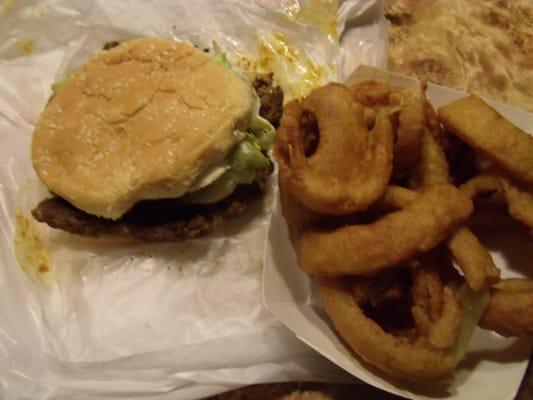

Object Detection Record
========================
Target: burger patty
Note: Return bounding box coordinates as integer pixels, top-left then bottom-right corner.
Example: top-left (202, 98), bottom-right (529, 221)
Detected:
top-left (32, 179), bottom-right (265, 241)
top-left (252, 73), bottom-right (284, 128)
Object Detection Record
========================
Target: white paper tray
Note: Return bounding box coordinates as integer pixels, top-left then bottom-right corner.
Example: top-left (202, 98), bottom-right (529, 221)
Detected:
top-left (263, 65), bottom-right (533, 400)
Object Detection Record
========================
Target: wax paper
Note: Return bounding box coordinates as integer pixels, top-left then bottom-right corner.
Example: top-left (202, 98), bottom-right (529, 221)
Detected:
top-left (0, 1), bottom-right (387, 399)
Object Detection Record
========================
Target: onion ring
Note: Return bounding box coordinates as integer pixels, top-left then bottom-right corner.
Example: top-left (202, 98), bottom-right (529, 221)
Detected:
top-left (410, 259), bottom-right (444, 334)
top-left (410, 132), bottom-right (500, 291)
top-left (351, 80), bottom-right (426, 177)
top-left (500, 178), bottom-right (533, 231)
top-left (410, 251), bottom-right (464, 350)
top-left (275, 83), bottom-right (393, 215)
top-left (439, 95), bottom-right (533, 187)
top-left (296, 183), bottom-right (472, 277)
top-left (460, 175), bottom-right (502, 198)
top-left (480, 279), bottom-right (533, 337)
top-left (447, 228), bottom-right (501, 291)
top-left (394, 102), bottom-right (426, 175)
top-left (461, 175), bottom-right (533, 231)
top-left (278, 173), bottom-right (326, 232)
top-left (410, 131), bottom-right (449, 187)
top-left (317, 276), bottom-right (456, 382)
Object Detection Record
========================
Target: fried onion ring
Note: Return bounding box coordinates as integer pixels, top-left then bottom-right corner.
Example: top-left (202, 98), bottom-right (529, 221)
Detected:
top-left (410, 131), bottom-right (449, 187)
top-left (410, 251), bottom-right (465, 350)
top-left (411, 265), bottom-right (443, 322)
top-left (317, 276), bottom-right (456, 382)
top-left (394, 100), bottom-right (426, 175)
top-left (447, 228), bottom-right (501, 291)
top-left (410, 132), bottom-right (500, 291)
top-left (461, 175), bottom-right (533, 231)
top-left (439, 95), bottom-right (533, 187)
top-left (351, 80), bottom-right (426, 177)
top-left (480, 279), bottom-right (533, 337)
top-left (296, 184), bottom-right (472, 277)
top-left (278, 172), bottom-right (326, 232)
top-left (275, 83), bottom-right (393, 215)
top-left (460, 175), bottom-right (502, 199)
top-left (500, 178), bottom-right (533, 231)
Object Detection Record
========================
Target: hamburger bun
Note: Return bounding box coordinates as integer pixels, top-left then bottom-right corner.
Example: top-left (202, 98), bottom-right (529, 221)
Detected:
top-left (32, 37), bottom-right (253, 220)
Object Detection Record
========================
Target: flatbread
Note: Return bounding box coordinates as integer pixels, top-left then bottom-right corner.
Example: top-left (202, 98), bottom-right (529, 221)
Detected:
top-left (386, 0), bottom-right (533, 112)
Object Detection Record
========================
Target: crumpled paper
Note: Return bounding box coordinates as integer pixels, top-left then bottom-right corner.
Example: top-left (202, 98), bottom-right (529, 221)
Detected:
top-left (0, 1), bottom-right (387, 399)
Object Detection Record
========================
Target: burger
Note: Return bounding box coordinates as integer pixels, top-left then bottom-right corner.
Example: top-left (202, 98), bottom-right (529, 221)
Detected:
top-left (31, 37), bottom-right (283, 241)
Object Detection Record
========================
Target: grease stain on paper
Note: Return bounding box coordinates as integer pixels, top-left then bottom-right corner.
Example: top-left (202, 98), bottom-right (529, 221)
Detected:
top-left (0, 0), bottom-right (15, 15)
top-left (233, 1), bottom-right (339, 101)
top-left (257, 33), bottom-right (329, 100)
top-left (282, 0), bottom-right (339, 44)
top-left (236, 32), bottom-right (334, 101)
top-left (16, 37), bottom-right (36, 55)
top-left (14, 213), bottom-right (53, 284)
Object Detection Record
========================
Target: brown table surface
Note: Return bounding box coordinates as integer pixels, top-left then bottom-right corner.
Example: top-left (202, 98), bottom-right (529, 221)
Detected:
top-left (208, 0), bottom-right (533, 398)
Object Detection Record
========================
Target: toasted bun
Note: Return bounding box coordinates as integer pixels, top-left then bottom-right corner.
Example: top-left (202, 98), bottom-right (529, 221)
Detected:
top-left (32, 37), bottom-right (253, 219)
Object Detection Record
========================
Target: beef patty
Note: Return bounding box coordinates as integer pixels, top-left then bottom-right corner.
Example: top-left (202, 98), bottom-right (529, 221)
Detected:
top-left (32, 177), bottom-right (269, 241)
top-left (252, 73), bottom-right (284, 128)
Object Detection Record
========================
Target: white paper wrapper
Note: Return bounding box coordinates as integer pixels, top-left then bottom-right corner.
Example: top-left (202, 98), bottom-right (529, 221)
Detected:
top-left (264, 65), bottom-right (533, 400)
top-left (0, 1), bottom-right (387, 399)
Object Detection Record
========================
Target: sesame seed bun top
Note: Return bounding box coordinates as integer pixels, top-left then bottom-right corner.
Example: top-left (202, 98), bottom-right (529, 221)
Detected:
top-left (32, 37), bottom-right (253, 219)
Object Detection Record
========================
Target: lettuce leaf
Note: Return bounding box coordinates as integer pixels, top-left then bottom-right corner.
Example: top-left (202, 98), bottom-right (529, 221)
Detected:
top-left (214, 52), bottom-right (232, 69)
top-left (230, 133), bottom-right (270, 177)
top-left (249, 92), bottom-right (276, 150)
top-left (179, 172), bottom-right (238, 205)
top-left (181, 133), bottom-right (270, 204)
top-left (182, 46), bottom-right (276, 204)
top-left (51, 79), bottom-right (67, 94)
top-left (212, 43), bottom-right (276, 150)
